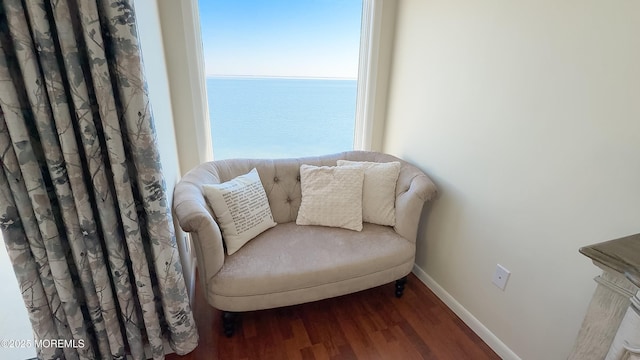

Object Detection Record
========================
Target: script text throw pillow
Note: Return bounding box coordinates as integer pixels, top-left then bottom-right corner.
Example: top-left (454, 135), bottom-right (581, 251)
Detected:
top-left (203, 168), bottom-right (276, 255)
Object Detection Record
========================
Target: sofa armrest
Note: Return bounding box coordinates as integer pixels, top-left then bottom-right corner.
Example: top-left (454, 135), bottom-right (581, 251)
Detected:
top-left (394, 170), bottom-right (437, 242)
top-left (173, 183), bottom-right (225, 294)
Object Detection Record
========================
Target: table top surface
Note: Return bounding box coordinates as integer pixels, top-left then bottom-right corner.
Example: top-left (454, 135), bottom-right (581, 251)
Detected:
top-left (580, 233), bottom-right (640, 286)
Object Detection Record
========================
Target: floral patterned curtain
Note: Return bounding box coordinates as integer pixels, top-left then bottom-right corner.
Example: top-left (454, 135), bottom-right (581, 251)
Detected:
top-left (0, 0), bottom-right (198, 359)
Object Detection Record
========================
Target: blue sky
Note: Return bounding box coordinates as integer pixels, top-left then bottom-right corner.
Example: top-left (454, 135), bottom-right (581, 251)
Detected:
top-left (198, 0), bottom-right (363, 79)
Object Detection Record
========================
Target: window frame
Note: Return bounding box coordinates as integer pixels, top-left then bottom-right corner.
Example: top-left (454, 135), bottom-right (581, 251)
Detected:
top-left (354, 0), bottom-right (381, 151)
top-left (160, 0), bottom-right (386, 171)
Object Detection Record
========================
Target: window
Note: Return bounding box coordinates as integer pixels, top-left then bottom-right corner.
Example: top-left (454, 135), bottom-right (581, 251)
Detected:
top-left (155, 0), bottom-right (384, 171)
top-left (198, 1), bottom-right (363, 159)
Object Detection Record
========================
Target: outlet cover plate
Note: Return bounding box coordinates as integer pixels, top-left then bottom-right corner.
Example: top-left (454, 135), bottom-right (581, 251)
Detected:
top-left (492, 264), bottom-right (511, 290)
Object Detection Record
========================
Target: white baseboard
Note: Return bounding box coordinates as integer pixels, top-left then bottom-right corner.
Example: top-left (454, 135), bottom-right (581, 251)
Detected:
top-left (412, 264), bottom-right (521, 360)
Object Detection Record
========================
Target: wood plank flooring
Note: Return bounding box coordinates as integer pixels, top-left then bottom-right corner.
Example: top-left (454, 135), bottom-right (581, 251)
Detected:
top-left (166, 273), bottom-right (500, 360)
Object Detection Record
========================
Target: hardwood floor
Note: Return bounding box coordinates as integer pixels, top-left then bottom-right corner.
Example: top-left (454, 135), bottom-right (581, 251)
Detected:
top-left (167, 273), bottom-right (500, 360)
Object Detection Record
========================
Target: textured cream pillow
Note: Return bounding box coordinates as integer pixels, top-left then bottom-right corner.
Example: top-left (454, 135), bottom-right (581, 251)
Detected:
top-left (203, 168), bottom-right (276, 255)
top-left (337, 160), bottom-right (401, 226)
top-left (296, 164), bottom-right (365, 231)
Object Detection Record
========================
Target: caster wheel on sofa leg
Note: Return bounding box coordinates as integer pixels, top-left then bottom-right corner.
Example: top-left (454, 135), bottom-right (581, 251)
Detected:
top-left (222, 311), bottom-right (236, 337)
top-left (395, 276), bottom-right (408, 298)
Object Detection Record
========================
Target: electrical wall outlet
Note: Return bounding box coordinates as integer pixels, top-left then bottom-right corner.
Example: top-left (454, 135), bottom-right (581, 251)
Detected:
top-left (492, 264), bottom-right (511, 291)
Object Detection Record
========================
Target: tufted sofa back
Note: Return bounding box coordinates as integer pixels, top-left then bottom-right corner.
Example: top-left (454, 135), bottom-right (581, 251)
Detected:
top-left (176, 151), bottom-right (417, 223)
top-left (174, 151), bottom-right (437, 241)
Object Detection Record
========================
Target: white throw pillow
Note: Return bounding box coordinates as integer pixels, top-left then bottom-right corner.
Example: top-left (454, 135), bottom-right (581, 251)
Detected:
top-left (202, 168), bottom-right (276, 255)
top-left (337, 160), bottom-right (401, 226)
top-left (296, 164), bottom-right (365, 231)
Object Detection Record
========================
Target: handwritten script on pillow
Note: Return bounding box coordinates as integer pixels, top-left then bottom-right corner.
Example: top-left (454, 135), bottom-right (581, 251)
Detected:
top-left (203, 168), bottom-right (276, 255)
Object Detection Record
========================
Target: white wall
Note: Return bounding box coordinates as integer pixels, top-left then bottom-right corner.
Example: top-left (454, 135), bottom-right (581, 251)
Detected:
top-left (135, 0), bottom-right (179, 188)
top-left (135, 0), bottom-right (196, 298)
top-left (156, 0), bottom-right (213, 173)
top-left (369, 0), bottom-right (398, 152)
top-left (383, 1), bottom-right (640, 359)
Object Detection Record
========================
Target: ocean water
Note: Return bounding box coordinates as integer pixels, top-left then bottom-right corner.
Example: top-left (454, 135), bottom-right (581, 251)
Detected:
top-left (206, 77), bottom-right (357, 160)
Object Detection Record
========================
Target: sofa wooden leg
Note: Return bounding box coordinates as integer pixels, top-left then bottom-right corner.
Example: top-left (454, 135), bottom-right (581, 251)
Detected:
top-left (395, 276), bottom-right (408, 298)
top-left (222, 311), bottom-right (236, 337)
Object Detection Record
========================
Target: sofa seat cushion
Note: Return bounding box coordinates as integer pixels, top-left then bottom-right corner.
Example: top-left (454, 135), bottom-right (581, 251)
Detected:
top-left (209, 222), bottom-right (415, 298)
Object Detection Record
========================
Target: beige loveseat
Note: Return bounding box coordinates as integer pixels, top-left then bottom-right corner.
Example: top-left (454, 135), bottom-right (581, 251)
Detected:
top-left (173, 151), bottom-right (437, 336)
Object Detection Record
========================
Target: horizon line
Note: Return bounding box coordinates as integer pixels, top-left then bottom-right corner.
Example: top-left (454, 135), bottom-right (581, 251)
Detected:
top-left (206, 74), bottom-right (357, 81)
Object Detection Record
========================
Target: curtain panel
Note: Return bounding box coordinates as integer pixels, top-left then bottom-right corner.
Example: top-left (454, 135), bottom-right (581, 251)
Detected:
top-left (0, 0), bottom-right (198, 359)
